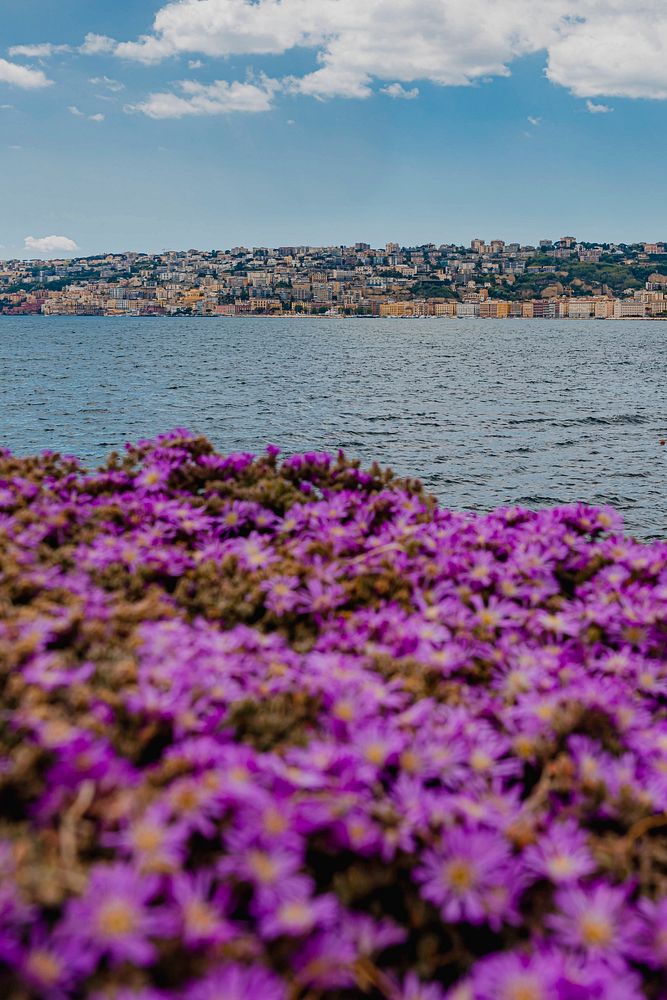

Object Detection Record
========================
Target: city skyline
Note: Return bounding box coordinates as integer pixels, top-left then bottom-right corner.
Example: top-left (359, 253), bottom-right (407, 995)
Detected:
top-left (3, 235), bottom-right (666, 319)
top-left (2, 0), bottom-right (667, 257)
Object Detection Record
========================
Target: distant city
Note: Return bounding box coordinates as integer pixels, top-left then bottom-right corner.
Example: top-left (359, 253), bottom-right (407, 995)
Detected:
top-left (2, 237), bottom-right (667, 319)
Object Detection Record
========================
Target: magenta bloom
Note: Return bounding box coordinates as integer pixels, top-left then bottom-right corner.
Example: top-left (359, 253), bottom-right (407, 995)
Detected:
top-left (184, 963), bottom-right (286, 1000)
top-left (169, 872), bottom-right (236, 947)
top-left (64, 864), bottom-right (173, 967)
top-left (414, 827), bottom-right (514, 927)
top-left (257, 878), bottom-right (338, 939)
top-left (466, 947), bottom-right (565, 1000)
top-left (632, 896), bottom-right (667, 968)
top-left (523, 819), bottom-right (596, 885)
top-left (548, 883), bottom-right (640, 966)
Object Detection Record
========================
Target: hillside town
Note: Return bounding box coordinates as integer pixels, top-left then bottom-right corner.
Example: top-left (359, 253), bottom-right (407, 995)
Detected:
top-left (1, 237), bottom-right (667, 319)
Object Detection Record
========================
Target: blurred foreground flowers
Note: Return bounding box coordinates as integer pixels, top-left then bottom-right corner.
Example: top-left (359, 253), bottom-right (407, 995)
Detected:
top-left (1, 430), bottom-right (667, 998)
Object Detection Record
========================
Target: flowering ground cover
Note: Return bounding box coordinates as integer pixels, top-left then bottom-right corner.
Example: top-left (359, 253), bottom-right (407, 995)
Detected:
top-left (1, 429), bottom-right (667, 999)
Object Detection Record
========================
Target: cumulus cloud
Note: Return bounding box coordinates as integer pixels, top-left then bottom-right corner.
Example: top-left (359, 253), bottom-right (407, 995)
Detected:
top-left (69, 106), bottom-right (105, 121)
top-left (546, 5), bottom-right (667, 100)
top-left (108, 0), bottom-right (667, 103)
top-left (89, 76), bottom-right (125, 92)
top-left (8, 43), bottom-right (70, 58)
top-left (586, 99), bottom-right (613, 113)
top-left (24, 236), bottom-right (79, 256)
top-left (80, 33), bottom-right (117, 56)
top-left (0, 58), bottom-right (52, 89)
top-left (128, 76), bottom-right (280, 118)
top-left (381, 83), bottom-right (420, 100)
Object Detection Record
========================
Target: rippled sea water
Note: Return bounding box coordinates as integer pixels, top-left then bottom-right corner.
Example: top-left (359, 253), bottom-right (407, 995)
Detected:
top-left (1, 316), bottom-right (666, 538)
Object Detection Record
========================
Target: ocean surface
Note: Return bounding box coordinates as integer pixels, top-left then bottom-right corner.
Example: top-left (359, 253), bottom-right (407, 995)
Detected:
top-left (1, 316), bottom-right (666, 538)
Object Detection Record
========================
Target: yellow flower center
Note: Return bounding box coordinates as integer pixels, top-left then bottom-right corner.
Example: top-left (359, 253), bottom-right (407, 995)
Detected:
top-left (470, 750), bottom-right (493, 772)
top-left (478, 609), bottom-right (499, 629)
top-left (132, 823), bottom-right (164, 853)
top-left (504, 980), bottom-right (544, 1000)
top-left (446, 859), bottom-right (474, 892)
top-left (579, 914), bottom-right (613, 946)
top-left (279, 901), bottom-right (311, 928)
top-left (248, 851), bottom-right (278, 883)
top-left (364, 742), bottom-right (387, 766)
top-left (173, 786), bottom-right (201, 811)
top-left (333, 699), bottom-right (355, 722)
top-left (263, 808), bottom-right (289, 835)
top-left (547, 855), bottom-right (575, 878)
top-left (400, 750), bottom-right (420, 773)
top-left (97, 900), bottom-right (138, 938)
top-left (185, 900), bottom-right (217, 934)
top-left (25, 950), bottom-right (62, 985)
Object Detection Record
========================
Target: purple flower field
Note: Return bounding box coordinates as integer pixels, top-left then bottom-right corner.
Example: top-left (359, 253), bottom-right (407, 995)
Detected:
top-left (1, 429), bottom-right (667, 999)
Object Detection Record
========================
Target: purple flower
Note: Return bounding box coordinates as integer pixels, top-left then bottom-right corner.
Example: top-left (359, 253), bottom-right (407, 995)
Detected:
top-left (184, 963), bottom-right (286, 1000)
top-left (523, 819), bottom-right (596, 885)
top-left (64, 864), bottom-right (173, 967)
top-left (465, 947), bottom-right (564, 999)
top-left (257, 878), bottom-right (338, 939)
top-left (414, 827), bottom-right (515, 927)
top-left (548, 883), bottom-right (640, 966)
top-left (169, 872), bottom-right (236, 947)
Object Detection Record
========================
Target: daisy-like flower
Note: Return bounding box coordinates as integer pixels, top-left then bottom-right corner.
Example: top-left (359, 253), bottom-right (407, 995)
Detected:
top-left (64, 864), bottom-right (173, 967)
top-left (261, 575), bottom-right (304, 614)
top-left (111, 803), bottom-right (187, 873)
top-left (467, 947), bottom-right (565, 1000)
top-left (631, 896), bottom-right (667, 968)
top-left (19, 924), bottom-right (92, 1000)
top-left (547, 882), bottom-right (640, 966)
top-left (414, 827), bottom-right (514, 926)
top-left (184, 964), bottom-right (286, 1000)
top-left (169, 872), bottom-right (236, 947)
top-left (257, 878), bottom-right (338, 939)
top-left (523, 819), bottom-right (596, 885)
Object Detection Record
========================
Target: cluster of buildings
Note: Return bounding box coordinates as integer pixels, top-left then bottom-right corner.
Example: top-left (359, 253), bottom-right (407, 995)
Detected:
top-left (1, 238), bottom-right (666, 319)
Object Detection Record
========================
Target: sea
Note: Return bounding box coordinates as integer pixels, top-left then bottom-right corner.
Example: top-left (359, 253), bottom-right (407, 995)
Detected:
top-left (1, 316), bottom-right (666, 539)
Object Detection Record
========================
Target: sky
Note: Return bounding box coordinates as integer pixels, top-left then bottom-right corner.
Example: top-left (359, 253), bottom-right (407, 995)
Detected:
top-left (1, 0), bottom-right (666, 258)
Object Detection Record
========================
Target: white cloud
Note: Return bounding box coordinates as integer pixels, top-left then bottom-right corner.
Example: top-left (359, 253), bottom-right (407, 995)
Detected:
top-left (24, 236), bottom-right (79, 256)
top-left (128, 76), bottom-right (280, 118)
top-left (109, 0), bottom-right (667, 104)
top-left (69, 105), bottom-right (105, 121)
top-left (80, 33), bottom-right (117, 56)
top-left (188, 59), bottom-right (203, 69)
top-left (0, 58), bottom-right (52, 89)
top-left (381, 83), bottom-right (419, 100)
top-left (586, 99), bottom-right (613, 113)
top-left (547, 5), bottom-right (667, 100)
top-left (89, 76), bottom-right (125, 92)
top-left (8, 43), bottom-right (70, 59)
top-left (527, 115), bottom-right (542, 126)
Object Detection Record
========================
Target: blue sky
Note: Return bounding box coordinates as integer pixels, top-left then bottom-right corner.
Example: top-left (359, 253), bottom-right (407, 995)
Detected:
top-left (1, 0), bottom-right (666, 257)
